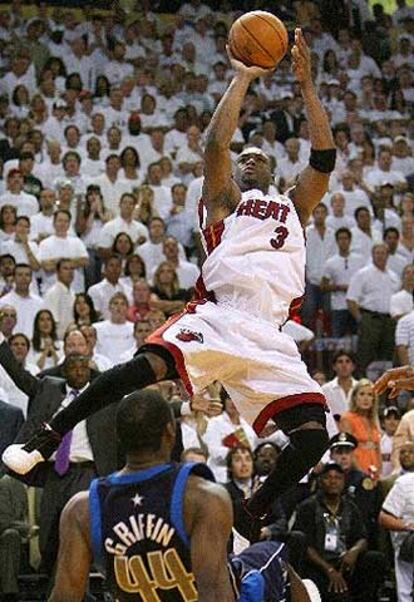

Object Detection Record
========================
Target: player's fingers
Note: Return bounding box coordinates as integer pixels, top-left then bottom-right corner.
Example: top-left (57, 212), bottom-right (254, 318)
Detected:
top-left (392, 376), bottom-right (414, 391)
top-left (207, 401), bottom-right (223, 416)
top-left (372, 376), bottom-right (390, 394)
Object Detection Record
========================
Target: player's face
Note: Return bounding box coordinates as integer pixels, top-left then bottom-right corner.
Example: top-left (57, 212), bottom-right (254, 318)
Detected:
top-left (320, 470), bottom-right (345, 495)
top-left (231, 449), bottom-right (253, 480)
top-left (235, 152), bottom-right (272, 193)
top-left (330, 447), bottom-right (353, 471)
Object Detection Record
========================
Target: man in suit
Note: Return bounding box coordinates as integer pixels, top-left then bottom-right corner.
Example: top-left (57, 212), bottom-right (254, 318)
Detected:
top-left (0, 338), bottom-right (119, 575)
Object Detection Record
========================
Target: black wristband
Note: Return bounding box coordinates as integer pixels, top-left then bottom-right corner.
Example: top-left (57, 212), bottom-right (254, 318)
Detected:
top-left (309, 148), bottom-right (336, 173)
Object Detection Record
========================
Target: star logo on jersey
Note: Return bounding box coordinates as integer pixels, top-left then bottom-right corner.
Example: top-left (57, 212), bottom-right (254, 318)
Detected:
top-left (131, 493), bottom-right (144, 507)
top-left (176, 328), bottom-right (204, 344)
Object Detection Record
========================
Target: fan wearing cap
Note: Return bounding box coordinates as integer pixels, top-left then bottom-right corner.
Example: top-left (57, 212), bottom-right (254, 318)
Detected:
top-left (392, 135), bottom-right (414, 177)
top-left (380, 406), bottom-right (401, 477)
top-left (329, 432), bottom-right (383, 548)
top-left (364, 148), bottom-right (407, 195)
top-left (294, 461), bottom-right (385, 601)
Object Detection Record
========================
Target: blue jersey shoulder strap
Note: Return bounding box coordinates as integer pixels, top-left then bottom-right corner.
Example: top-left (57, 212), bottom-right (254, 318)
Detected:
top-left (89, 477), bottom-right (105, 575)
top-left (170, 462), bottom-right (215, 548)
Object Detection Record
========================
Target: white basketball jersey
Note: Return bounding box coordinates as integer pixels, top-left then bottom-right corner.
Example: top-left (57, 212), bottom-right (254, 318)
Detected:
top-left (198, 188), bottom-right (305, 326)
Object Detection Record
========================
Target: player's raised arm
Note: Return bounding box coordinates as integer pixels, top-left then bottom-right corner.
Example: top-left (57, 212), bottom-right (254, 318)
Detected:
top-left (203, 52), bottom-right (272, 226)
top-left (187, 477), bottom-right (235, 602)
top-left (48, 492), bottom-right (92, 602)
top-left (290, 28), bottom-right (336, 225)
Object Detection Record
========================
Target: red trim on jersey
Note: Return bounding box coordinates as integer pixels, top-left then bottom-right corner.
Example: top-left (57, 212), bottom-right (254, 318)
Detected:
top-left (146, 311), bottom-right (194, 396)
top-left (288, 295), bottom-right (304, 321)
top-left (193, 274), bottom-right (216, 305)
top-left (203, 220), bottom-right (225, 255)
top-left (252, 392), bottom-right (326, 436)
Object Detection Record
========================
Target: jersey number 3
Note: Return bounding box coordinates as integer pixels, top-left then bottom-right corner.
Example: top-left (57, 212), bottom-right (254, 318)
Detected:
top-left (270, 225), bottom-right (289, 250)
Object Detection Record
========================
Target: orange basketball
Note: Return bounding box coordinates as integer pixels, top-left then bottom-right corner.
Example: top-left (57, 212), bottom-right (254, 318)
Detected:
top-left (229, 11), bottom-right (289, 69)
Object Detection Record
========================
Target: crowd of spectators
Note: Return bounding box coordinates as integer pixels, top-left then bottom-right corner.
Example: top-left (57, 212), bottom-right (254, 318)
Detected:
top-left (0, 0), bottom-right (413, 599)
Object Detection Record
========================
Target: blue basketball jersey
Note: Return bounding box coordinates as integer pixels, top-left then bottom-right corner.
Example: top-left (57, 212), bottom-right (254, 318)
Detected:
top-left (89, 462), bottom-right (214, 602)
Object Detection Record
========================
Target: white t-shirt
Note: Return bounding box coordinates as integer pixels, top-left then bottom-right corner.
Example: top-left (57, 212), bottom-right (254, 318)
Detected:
top-left (0, 290), bottom-right (44, 338)
top-left (94, 320), bottom-right (135, 363)
top-left (382, 473), bottom-right (414, 549)
top-left (347, 264), bottom-right (400, 313)
top-left (98, 217), bottom-right (148, 249)
top-left (323, 253), bottom-right (365, 310)
top-left (0, 191), bottom-right (38, 217)
top-left (38, 235), bottom-right (89, 293)
top-left (305, 225), bottom-right (337, 285)
top-left (390, 289), bottom-right (414, 319)
top-left (88, 279), bottom-right (129, 319)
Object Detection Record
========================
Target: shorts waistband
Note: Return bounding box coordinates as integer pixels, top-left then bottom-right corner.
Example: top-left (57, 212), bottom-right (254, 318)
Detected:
top-left (361, 308), bottom-right (390, 318)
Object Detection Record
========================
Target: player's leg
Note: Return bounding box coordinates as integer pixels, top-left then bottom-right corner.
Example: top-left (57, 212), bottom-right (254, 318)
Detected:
top-left (2, 347), bottom-right (178, 473)
top-left (246, 403), bottom-right (329, 518)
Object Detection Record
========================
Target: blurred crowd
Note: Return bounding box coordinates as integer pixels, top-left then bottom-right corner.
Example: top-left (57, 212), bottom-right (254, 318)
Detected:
top-left (0, 0), bottom-right (413, 599)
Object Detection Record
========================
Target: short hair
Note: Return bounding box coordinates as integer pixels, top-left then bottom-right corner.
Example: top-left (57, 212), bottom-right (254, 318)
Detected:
top-left (53, 209), bottom-right (71, 222)
top-left (354, 206), bottom-right (370, 220)
top-left (335, 227), bottom-right (352, 240)
top-left (104, 253), bottom-right (122, 267)
top-left (181, 447), bottom-right (209, 462)
top-left (56, 258), bottom-right (73, 271)
top-left (0, 254), bottom-right (15, 265)
top-left (105, 154), bottom-right (120, 164)
top-left (9, 332), bottom-right (30, 351)
top-left (16, 215), bottom-right (30, 226)
top-left (383, 227), bottom-right (400, 239)
top-left (116, 389), bottom-right (174, 453)
top-left (226, 445), bottom-right (253, 478)
top-left (63, 151), bottom-right (81, 166)
top-left (62, 352), bottom-right (89, 370)
top-left (14, 262), bottom-right (32, 273)
top-left (332, 349), bottom-right (356, 365)
top-left (109, 291), bottom-right (129, 306)
top-left (19, 151), bottom-right (35, 162)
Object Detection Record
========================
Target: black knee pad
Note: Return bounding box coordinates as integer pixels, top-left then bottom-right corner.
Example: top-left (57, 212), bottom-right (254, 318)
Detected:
top-left (289, 428), bottom-right (330, 466)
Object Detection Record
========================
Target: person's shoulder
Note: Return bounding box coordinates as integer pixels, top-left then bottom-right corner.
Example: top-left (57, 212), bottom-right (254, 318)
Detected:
top-left (395, 472), bottom-right (414, 487)
top-left (61, 489), bottom-right (90, 527)
top-left (186, 473), bottom-right (231, 508)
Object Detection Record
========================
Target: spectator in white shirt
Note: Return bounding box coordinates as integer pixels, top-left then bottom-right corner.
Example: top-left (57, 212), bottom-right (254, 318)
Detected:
top-left (390, 264), bottom-right (414, 320)
top-left (0, 169), bottom-right (38, 217)
top-left (392, 136), bottom-right (414, 177)
top-left (338, 169), bottom-right (372, 217)
top-left (321, 227), bottom-right (364, 337)
top-left (30, 309), bottom-right (64, 372)
top-left (326, 192), bottom-right (356, 232)
top-left (322, 350), bottom-right (358, 423)
top-left (104, 41), bottom-right (134, 86)
top-left (97, 193), bottom-right (148, 260)
top-left (159, 236), bottom-right (199, 291)
top-left (82, 137), bottom-right (104, 177)
top-left (350, 206), bottom-right (382, 257)
top-left (44, 258), bottom-right (76, 339)
top-left (137, 217), bottom-right (167, 276)
top-left (278, 138), bottom-right (306, 188)
top-left (94, 292), bottom-right (134, 364)
top-left (33, 140), bottom-right (64, 188)
top-left (87, 255), bottom-right (126, 320)
top-left (30, 188), bottom-right (56, 243)
top-left (38, 209), bottom-right (89, 293)
top-left (145, 163), bottom-right (173, 221)
top-left (175, 126), bottom-right (204, 182)
top-left (1, 216), bottom-right (40, 272)
top-left (347, 244), bottom-right (400, 372)
top-left (62, 151), bottom-right (87, 196)
top-left (78, 324), bottom-right (114, 372)
top-left (119, 319), bottom-right (152, 363)
top-left (384, 227), bottom-right (409, 278)
top-left (396, 308), bottom-right (414, 368)
top-left (364, 147), bottom-right (407, 194)
top-left (302, 202), bottom-right (336, 326)
top-left (164, 108), bottom-right (189, 158)
top-left (1, 264), bottom-right (44, 338)
top-left (88, 155), bottom-right (132, 218)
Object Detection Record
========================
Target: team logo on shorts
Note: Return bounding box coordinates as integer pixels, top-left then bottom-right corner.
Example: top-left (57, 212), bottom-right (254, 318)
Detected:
top-left (176, 328), bottom-right (204, 344)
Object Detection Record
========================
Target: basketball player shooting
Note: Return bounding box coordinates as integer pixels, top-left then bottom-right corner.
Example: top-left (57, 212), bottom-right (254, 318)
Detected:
top-left (3, 28), bottom-right (336, 525)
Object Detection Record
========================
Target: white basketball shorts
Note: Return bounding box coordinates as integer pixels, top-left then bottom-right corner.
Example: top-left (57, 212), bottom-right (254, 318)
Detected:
top-left (146, 301), bottom-right (325, 436)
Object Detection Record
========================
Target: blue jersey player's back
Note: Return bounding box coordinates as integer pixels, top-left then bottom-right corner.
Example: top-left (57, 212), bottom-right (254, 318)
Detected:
top-left (89, 462), bottom-right (214, 602)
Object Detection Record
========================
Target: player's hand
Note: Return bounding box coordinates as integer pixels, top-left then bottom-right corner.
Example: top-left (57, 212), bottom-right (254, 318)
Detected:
top-left (291, 27), bottom-right (312, 85)
top-left (191, 394), bottom-right (222, 417)
top-left (327, 568), bottom-right (348, 594)
top-left (373, 365), bottom-right (414, 397)
top-left (226, 45), bottom-right (275, 80)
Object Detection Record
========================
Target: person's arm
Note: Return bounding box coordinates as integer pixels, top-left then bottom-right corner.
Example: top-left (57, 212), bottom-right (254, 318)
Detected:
top-left (379, 509), bottom-right (414, 532)
top-left (373, 365), bottom-right (414, 399)
top-left (24, 241), bottom-right (40, 271)
top-left (149, 293), bottom-right (185, 314)
top-left (346, 299), bottom-right (361, 322)
top-left (41, 258), bottom-right (59, 273)
top-left (186, 477), bottom-right (234, 602)
top-left (203, 53), bottom-right (270, 226)
top-left (289, 29), bottom-right (335, 226)
top-left (397, 345), bottom-right (409, 366)
top-left (391, 416), bottom-right (411, 469)
top-left (48, 492), bottom-right (92, 602)
top-left (0, 332), bottom-right (39, 398)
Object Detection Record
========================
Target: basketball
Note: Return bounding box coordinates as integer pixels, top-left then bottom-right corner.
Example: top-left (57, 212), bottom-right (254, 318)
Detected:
top-left (228, 11), bottom-right (289, 69)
